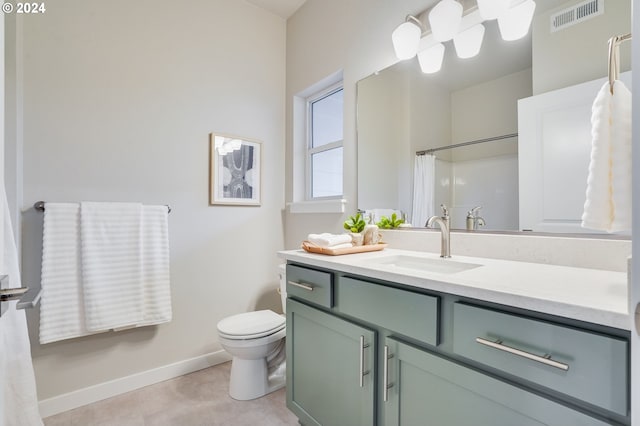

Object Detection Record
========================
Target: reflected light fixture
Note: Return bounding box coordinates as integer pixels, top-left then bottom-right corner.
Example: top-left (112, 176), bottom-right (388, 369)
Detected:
top-left (418, 43), bottom-right (446, 74)
top-left (392, 16), bottom-right (423, 60)
top-left (215, 136), bottom-right (243, 155)
top-left (476, 0), bottom-right (510, 20)
top-left (453, 23), bottom-right (485, 59)
top-left (428, 0), bottom-right (463, 42)
top-left (498, 0), bottom-right (537, 41)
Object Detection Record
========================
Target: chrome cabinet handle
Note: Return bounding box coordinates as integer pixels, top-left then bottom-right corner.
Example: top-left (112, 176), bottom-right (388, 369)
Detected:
top-left (0, 286), bottom-right (29, 302)
top-left (475, 337), bottom-right (570, 371)
top-left (383, 345), bottom-right (395, 402)
top-left (359, 336), bottom-right (370, 387)
top-left (1, 283), bottom-right (30, 318)
top-left (287, 280), bottom-right (314, 291)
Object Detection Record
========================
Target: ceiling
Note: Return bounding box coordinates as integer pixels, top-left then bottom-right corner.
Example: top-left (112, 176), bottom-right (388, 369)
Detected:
top-left (245, 0), bottom-right (307, 19)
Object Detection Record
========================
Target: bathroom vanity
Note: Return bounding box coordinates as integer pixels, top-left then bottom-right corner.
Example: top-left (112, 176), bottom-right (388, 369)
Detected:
top-left (278, 248), bottom-right (630, 426)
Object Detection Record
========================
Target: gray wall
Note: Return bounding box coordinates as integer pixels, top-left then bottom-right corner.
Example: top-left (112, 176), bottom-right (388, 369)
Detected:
top-left (16, 0), bottom-right (286, 401)
top-left (532, 0), bottom-right (631, 94)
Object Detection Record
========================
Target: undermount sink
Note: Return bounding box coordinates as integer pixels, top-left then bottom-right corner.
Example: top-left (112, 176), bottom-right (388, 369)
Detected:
top-left (367, 255), bottom-right (482, 275)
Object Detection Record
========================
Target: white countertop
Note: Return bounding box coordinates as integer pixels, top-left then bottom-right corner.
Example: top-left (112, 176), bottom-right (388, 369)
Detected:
top-left (278, 248), bottom-right (630, 330)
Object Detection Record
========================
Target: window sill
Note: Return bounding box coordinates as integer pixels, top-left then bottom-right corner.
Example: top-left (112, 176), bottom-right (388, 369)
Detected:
top-left (288, 199), bottom-right (346, 214)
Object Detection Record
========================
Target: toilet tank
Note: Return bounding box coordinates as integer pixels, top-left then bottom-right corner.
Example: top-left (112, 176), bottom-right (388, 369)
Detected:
top-left (278, 264), bottom-right (287, 313)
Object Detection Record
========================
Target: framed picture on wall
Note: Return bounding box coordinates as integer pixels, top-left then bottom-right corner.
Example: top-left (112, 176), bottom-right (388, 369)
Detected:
top-left (209, 133), bottom-right (262, 206)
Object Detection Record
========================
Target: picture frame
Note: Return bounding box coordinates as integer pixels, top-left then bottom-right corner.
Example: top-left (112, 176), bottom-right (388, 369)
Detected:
top-left (209, 133), bottom-right (262, 206)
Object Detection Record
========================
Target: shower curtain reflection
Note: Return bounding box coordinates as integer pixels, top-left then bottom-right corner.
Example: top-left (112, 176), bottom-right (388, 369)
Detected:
top-left (411, 154), bottom-right (436, 228)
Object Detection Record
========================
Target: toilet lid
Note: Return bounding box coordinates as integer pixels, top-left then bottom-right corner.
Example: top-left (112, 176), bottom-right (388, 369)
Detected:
top-left (217, 310), bottom-right (285, 339)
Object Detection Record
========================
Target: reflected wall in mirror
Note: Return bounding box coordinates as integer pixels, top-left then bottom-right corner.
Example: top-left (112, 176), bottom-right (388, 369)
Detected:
top-left (357, 0), bottom-right (631, 234)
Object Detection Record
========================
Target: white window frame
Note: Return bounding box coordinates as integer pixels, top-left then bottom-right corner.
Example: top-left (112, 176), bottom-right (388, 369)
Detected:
top-left (288, 70), bottom-right (346, 214)
top-left (305, 82), bottom-right (344, 201)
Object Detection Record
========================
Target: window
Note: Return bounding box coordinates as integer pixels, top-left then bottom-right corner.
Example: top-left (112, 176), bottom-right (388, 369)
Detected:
top-left (307, 84), bottom-right (343, 199)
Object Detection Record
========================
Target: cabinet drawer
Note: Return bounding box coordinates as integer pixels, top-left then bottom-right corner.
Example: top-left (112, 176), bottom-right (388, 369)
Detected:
top-left (336, 276), bottom-right (439, 346)
top-left (286, 264), bottom-right (333, 308)
top-left (452, 303), bottom-right (628, 416)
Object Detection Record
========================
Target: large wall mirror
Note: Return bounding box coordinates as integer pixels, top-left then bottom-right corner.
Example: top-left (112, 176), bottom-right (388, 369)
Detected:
top-left (357, 0), bottom-right (631, 235)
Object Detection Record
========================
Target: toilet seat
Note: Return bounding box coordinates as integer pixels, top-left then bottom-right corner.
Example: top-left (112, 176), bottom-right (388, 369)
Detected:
top-left (217, 310), bottom-right (285, 340)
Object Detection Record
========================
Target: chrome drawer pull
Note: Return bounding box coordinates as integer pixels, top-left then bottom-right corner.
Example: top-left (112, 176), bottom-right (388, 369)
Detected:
top-left (359, 336), bottom-right (370, 387)
top-left (0, 286), bottom-right (29, 301)
top-left (476, 337), bottom-right (570, 371)
top-left (383, 345), bottom-right (395, 402)
top-left (287, 280), bottom-right (314, 291)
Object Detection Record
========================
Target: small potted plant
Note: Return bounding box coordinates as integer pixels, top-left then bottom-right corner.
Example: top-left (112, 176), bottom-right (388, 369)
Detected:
top-left (376, 213), bottom-right (405, 229)
top-left (343, 213), bottom-right (366, 245)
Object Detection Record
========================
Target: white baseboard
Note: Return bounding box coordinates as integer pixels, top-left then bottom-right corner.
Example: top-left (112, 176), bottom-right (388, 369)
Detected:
top-left (39, 350), bottom-right (232, 418)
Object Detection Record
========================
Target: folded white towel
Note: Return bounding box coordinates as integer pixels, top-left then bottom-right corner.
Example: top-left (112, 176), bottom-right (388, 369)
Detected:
top-left (307, 233), bottom-right (353, 248)
top-left (322, 242), bottom-right (353, 250)
top-left (39, 203), bottom-right (93, 344)
top-left (80, 202), bottom-right (144, 331)
top-left (582, 80), bottom-right (632, 232)
top-left (137, 205), bottom-right (172, 326)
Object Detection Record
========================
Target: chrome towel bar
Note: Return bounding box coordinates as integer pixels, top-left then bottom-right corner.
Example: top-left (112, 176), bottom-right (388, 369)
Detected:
top-left (33, 200), bottom-right (172, 213)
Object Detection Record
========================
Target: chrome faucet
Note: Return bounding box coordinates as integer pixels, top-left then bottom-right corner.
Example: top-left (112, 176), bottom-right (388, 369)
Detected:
top-left (426, 214), bottom-right (451, 258)
top-left (466, 206), bottom-right (486, 231)
top-left (439, 204), bottom-right (450, 229)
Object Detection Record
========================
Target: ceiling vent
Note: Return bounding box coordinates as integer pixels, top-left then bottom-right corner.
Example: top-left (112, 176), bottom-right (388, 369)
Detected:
top-left (550, 0), bottom-right (604, 33)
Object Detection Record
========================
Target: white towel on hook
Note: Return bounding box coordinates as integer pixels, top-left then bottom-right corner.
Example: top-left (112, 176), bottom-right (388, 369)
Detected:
top-left (39, 202), bottom-right (93, 344)
top-left (138, 205), bottom-right (172, 326)
top-left (80, 202), bottom-right (144, 331)
top-left (581, 80), bottom-right (632, 232)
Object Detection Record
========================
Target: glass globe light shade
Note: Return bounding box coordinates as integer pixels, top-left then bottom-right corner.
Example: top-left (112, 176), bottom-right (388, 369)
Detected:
top-left (477, 0), bottom-right (510, 20)
top-left (498, 0), bottom-right (537, 41)
top-left (453, 24), bottom-right (485, 59)
top-left (428, 0), bottom-right (463, 42)
top-left (418, 43), bottom-right (446, 74)
top-left (392, 21), bottom-right (422, 60)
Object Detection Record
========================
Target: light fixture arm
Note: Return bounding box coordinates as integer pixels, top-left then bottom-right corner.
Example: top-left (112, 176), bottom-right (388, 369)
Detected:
top-left (405, 15), bottom-right (425, 32)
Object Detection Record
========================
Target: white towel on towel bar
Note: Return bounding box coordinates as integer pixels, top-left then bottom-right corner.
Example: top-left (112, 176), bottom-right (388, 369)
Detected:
top-left (138, 205), bottom-right (172, 326)
top-left (40, 202), bottom-right (93, 344)
top-left (581, 80), bottom-right (632, 232)
top-left (80, 202), bottom-right (144, 331)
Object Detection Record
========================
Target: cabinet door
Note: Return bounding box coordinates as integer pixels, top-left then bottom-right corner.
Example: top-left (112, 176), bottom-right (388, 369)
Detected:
top-left (517, 71), bottom-right (631, 233)
top-left (383, 338), bottom-right (609, 426)
top-left (287, 299), bottom-right (376, 426)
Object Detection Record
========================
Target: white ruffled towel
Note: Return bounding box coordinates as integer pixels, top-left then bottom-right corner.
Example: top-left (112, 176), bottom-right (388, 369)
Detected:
top-left (307, 233), bottom-right (353, 249)
top-left (581, 80), bottom-right (632, 233)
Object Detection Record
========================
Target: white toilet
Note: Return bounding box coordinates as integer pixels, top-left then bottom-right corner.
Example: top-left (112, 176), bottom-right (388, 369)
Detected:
top-left (216, 265), bottom-right (287, 400)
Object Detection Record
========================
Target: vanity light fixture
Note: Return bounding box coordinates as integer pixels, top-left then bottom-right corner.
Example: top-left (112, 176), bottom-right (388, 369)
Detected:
top-left (391, 16), bottom-right (423, 60)
top-left (428, 0), bottom-right (463, 42)
top-left (476, 0), bottom-right (511, 20)
top-left (392, 0), bottom-right (536, 73)
top-left (498, 0), bottom-right (537, 41)
top-left (453, 23), bottom-right (486, 58)
top-left (418, 42), bottom-right (446, 73)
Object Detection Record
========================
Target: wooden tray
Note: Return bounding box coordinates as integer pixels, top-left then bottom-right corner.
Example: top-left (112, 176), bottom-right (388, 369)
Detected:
top-left (301, 241), bottom-right (387, 256)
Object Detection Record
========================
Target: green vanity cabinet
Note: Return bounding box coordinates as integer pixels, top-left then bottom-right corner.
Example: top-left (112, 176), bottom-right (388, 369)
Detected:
top-left (382, 337), bottom-right (610, 426)
top-left (286, 298), bottom-right (376, 426)
top-left (285, 262), bottom-right (630, 426)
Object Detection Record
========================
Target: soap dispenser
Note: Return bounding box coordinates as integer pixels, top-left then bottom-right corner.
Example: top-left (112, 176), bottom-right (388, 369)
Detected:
top-left (466, 206), bottom-right (485, 230)
top-left (363, 215), bottom-right (380, 245)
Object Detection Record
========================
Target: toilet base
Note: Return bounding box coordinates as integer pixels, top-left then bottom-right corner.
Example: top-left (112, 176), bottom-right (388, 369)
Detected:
top-left (228, 357), bottom-right (286, 400)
